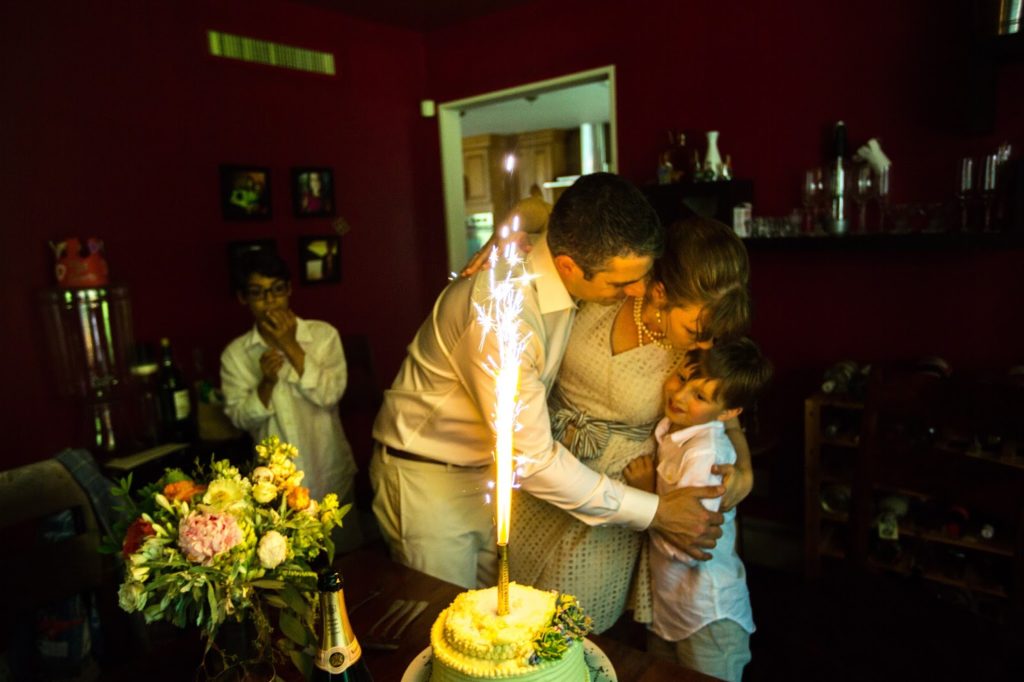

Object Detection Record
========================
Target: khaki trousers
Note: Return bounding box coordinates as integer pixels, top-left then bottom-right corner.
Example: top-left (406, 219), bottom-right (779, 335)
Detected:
top-left (369, 445), bottom-right (496, 589)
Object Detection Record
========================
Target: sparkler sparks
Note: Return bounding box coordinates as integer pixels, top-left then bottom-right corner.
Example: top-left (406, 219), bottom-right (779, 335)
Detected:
top-left (473, 214), bottom-right (534, 616)
top-left (474, 217), bottom-right (535, 548)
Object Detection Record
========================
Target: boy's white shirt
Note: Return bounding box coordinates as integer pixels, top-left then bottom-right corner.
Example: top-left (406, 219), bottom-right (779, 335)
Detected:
top-left (649, 417), bottom-right (755, 641)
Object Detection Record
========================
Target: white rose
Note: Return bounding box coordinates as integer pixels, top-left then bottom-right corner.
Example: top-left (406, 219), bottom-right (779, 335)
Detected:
top-left (251, 466), bottom-right (274, 484)
top-left (257, 530), bottom-right (288, 569)
top-left (252, 480), bottom-right (278, 504)
top-left (118, 581), bottom-right (146, 612)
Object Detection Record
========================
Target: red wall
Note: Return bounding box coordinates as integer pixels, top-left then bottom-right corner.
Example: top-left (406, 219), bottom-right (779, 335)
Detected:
top-left (0, 0), bottom-right (447, 464)
top-left (1, 0), bottom-right (1022, 472)
top-left (424, 0), bottom-right (1024, 479)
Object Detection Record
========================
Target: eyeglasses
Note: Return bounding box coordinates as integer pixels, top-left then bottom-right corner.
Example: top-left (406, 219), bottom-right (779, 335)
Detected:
top-left (245, 281), bottom-right (289, 301)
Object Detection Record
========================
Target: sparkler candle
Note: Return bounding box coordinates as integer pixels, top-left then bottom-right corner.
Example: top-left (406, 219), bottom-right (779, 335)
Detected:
top-left (474, 216), bottom-right (533, 615)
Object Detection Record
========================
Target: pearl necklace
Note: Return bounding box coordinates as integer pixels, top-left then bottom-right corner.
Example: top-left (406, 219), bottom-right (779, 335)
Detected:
top-left (633, 297), bottom-right (672, 350)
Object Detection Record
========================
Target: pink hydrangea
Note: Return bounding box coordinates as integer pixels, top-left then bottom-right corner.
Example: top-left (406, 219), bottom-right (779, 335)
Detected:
top-left (177, 510), bottom-right (243, 565)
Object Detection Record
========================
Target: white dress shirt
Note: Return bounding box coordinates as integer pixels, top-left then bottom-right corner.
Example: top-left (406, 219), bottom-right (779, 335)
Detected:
top-left (649, 418), bottom-right (755, 641)
top-left (372, 237), bottom-right (658, 530)
top-left (220, 317), bottom-right (356, 502)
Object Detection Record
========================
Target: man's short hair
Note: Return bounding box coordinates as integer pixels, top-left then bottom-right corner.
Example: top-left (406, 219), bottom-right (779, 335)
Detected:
top-left (231, 249), bottom-right (290, 294)
top-left (546, 172), bottom-right (663, 278)
top-left (683, 337), bottom-right (772, 411)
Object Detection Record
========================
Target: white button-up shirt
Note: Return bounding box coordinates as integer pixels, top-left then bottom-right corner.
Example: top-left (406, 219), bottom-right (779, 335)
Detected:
top-left (649, 418), bottom-right (755, 640)
top-left (373, 237), bottom-right (658, 530)
top-left (220, 318), bottom-right (356, 502)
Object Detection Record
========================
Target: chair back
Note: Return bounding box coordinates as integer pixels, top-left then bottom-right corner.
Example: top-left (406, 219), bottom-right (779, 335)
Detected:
top-left (0, 458), bottom-right (107, 611)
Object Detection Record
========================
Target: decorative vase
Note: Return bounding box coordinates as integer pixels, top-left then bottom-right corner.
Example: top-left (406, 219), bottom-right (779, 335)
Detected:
top-left (202, 620), bottom-right (277, 682)
top-left (704, 131), bottom-right (723, 180)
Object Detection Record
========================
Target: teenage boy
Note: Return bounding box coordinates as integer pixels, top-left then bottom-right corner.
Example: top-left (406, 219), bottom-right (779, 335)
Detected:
top-left (220, 250), bottom-right (361, 549)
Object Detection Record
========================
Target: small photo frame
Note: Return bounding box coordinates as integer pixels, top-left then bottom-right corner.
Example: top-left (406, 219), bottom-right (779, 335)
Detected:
top-left (227, 239), bottom-right (277, 293)
top-left (298, 235), bottom-right (341, 284)
top-left (291, 167), bottom-right (335, 218)
top-left (220, 166), bottom-right (271, 219)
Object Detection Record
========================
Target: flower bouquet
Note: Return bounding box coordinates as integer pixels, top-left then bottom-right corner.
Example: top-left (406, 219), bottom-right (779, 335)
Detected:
top-left (104, 436), bottom-right (349, 678)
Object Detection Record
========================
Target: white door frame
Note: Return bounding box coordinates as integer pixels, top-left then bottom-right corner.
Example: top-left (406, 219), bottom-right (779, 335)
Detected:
top-left (437, 65), bottom-right (617, 273)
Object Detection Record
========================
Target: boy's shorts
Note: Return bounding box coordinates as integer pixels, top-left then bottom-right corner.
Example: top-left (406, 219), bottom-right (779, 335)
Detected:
top-left (647, 618), bottom-right (751, 682)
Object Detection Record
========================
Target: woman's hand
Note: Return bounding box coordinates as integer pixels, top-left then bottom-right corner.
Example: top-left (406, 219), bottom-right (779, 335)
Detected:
top-left (716, 418), bottom-right (754, 512)
top-left (623, 454), bottom-right (656, 493)
top-left (459, 195), bottom-right (551, 277)
top-left (712, 462), bottom-right (753, 512)
top-left (460, 228), bottom-right (532, 277)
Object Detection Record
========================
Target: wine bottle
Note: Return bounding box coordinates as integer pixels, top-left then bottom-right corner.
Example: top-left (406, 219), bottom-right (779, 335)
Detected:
top-left (312, 571), bottom-right (373, 681)
top-left (824, 121), bottom-right (849, 235)
top-left (156, 337), bottom-right (195, 443)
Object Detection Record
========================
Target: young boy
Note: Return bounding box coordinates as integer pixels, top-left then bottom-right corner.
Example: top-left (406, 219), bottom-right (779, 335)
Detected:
top-left (220, 249), bottom-right (361, 550)
top-left (624, 338), bottom-right (772, 682)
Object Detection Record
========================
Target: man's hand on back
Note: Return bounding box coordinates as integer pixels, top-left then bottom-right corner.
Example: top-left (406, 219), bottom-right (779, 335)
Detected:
top-left (649, 485), bottom-right (725, 561)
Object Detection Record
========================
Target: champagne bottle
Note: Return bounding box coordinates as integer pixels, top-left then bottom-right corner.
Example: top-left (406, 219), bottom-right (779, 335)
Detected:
top-left (156, 337), bottom-right (195, 443)
top-left (312, 571), bottom-right (373, 681)
top-left (824, 121), bottom-right (849, 235)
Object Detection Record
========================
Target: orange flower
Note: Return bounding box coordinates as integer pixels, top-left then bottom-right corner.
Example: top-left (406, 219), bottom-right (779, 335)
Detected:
top-left (286, 486), bottom-right (310, 511)
top-left (163, 480), bottom-right (207, 503)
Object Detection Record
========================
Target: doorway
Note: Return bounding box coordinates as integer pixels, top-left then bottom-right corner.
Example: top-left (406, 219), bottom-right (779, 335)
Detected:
top-left (437, 66), bottom-right (617, 273)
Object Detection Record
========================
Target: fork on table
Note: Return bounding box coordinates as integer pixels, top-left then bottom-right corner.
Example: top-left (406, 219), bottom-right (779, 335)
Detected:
top-left (363, 599), bottom-right (429, 650)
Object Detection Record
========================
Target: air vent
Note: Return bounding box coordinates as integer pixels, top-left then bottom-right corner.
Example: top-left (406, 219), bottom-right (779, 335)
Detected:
top-left (207, 30), bottom-right (335, 76)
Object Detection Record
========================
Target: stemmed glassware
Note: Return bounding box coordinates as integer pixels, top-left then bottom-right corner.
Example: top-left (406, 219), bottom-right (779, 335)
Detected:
top-left (981, 153), bottom-right (999, 232)
top-left (854, 165), bottom-right (873, 233)
top-left (874, 166), bottom-right (891, 232)
top-left (957, 157), bottom-right (976, 231)
top-left (802, 168), bottom-right (824, 234)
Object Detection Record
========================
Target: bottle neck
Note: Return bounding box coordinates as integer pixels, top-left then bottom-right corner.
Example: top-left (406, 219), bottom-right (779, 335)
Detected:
top-left (317, 588), bottom-right (362, 673)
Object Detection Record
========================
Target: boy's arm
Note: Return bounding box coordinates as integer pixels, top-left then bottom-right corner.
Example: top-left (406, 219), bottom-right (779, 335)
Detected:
top-left (220, 346), bottom-right (273, 431)
top-left (283, 325), bottom-right (348, 409)
top-left (714, 418), bottom-right (753, 512)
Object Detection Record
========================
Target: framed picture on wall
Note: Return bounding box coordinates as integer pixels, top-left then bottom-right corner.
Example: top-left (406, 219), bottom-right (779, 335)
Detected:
top-left (291, 167), bottom-right (335, 218)
top-left (220, 165), bottom-right (271, 219)
top-left (298, 235), bottom-right (340, 285)
top-left (226, 239), bottom-right (276, 294)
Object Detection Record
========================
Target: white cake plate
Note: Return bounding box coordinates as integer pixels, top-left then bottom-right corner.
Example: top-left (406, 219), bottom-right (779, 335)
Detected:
top-left (401, 639), bottom-right (617, 682)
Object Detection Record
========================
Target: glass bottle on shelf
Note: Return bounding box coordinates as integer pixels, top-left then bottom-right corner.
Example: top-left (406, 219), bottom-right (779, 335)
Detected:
top-left (312, 570), bottom-right (373, 681)
top-left (824, 121), bottom-right (849, 235)
top-left (156, 337), bottom-right (195, 443)
top-left (704, 130), bottom-right (723, 180)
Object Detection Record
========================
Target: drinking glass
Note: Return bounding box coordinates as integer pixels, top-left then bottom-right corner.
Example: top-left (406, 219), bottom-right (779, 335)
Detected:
top-left (854, 165), bottom-right (873, 233)
top-left (802, 168), bottom-right (824, 234)
top-left (875, 166), bottom-right (891, 232)
top-left (957, 157), bottom-right (975, 231)
top-left (982, 153), bottom-right (999, 231)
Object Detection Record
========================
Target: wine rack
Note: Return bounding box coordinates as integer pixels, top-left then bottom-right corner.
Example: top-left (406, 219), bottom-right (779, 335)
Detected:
top-left (804, 367), bottom-right (1024, 618)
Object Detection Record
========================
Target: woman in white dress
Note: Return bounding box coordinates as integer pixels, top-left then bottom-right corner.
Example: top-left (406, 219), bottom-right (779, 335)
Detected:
top-left (510, 217), bottom-right (754, 632)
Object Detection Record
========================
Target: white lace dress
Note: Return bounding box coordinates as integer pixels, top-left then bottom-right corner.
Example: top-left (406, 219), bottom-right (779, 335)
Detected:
top-left (509, 301), bottom-right (681, 632)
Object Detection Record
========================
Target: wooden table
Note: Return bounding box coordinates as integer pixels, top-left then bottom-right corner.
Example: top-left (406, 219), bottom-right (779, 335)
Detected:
top-left (337, 548), bottom-right (720, 681)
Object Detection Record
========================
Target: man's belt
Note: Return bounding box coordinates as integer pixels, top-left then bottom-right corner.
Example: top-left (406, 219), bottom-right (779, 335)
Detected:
top-left (379, 443), bottom-right (489, 470)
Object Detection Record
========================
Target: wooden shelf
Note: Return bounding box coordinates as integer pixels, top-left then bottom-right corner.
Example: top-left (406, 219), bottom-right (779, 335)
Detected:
top-left (744, 231), bottom-right (1024, 252)
top-left (865, 555), bottom-right (1008, 598)
top-left (804, 372), bottom-right (1024, 613)
top-left (822, 435), bottom-right (860, 449)
top-left (821, 509), bottom-right (849, 524)
top-left (933, 440), bottom-right (1024, 472)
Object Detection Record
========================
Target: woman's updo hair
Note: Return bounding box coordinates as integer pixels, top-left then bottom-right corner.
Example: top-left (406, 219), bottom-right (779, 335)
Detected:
top-left (652, 217), bottom-right (751, 343)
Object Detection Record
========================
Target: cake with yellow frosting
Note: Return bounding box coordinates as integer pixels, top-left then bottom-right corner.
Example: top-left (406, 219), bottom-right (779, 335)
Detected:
top-left (428, 582), bottom-right (593, 681)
